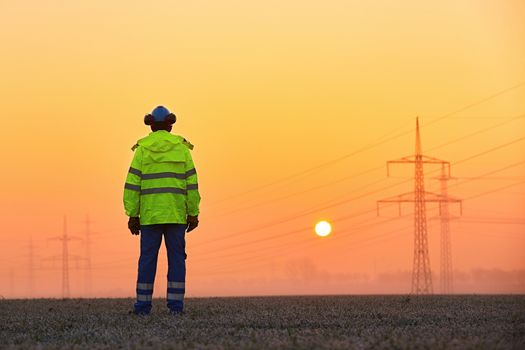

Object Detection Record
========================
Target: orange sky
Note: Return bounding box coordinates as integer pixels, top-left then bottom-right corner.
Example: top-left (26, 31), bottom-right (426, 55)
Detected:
top-left (0, 0), bottom-right (524, 298)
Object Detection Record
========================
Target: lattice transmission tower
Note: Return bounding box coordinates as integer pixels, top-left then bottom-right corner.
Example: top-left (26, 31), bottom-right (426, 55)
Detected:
top-left (377, 118), bottom-right (462, 294)
top-left (27, 237), bottom-right (36, 297)
top-left (83, 215), bottom-right (93, 297)
top-left (436, 164), bottom-right (461, 294)
top-left (49, 216), bottom-right (81, 298)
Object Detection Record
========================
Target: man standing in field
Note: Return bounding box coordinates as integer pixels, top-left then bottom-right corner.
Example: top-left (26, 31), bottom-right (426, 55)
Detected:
top-left (123, 105), bottom-right (200, 315)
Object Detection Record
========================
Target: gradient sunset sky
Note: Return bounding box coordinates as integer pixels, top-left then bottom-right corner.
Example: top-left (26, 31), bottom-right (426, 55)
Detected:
top-left (1, 0), bottom-right (524, 297)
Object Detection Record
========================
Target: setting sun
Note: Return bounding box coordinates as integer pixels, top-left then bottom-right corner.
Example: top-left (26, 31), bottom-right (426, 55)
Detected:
top-left (315, 221), bottom-right (332, 237)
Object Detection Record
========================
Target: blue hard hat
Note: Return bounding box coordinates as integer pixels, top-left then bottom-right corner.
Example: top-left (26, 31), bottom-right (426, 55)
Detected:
top-left (144, 105), bottom-right (176, 125)
top-left (151, 106), bottom-right (172, 122)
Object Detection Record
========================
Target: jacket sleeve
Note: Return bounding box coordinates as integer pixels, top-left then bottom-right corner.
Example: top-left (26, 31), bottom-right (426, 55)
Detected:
top-left (185, 149), bottom-right (201, 216)
top-left (123, 146), bottom-right (143, 217)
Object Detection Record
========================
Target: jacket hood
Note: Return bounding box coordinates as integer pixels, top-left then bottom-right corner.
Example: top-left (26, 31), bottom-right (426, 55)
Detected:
top-left (137, 131), bottom-right (184, 153)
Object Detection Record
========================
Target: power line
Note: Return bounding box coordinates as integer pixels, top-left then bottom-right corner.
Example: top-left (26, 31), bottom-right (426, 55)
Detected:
top-left (425, 114), bottom-right (525, 153)
top-left (211, 112), bottom-right (525, 218)
top-left (193, 218), bottom-right (440, 276)
top-left (208, 81), bottom-right (525, 205)
top-left (192, 216), bottom-right (403, 269)
top-left (451, 138), bottom-right (525, 167)
top-left (207, 119), bottom-right (415, 207)
top-left (193, 210), bottom-right (399, 263)
top-left (448, 161), bottom-right (525, 190)
top-left (187, 160), bottom-right (525, 274)
top-left (75, 117), bottom-right (523, 274)
top-left (83, 141), bottom-right (525, 272)
top-left (194, 179), bottom-right (525, 277)
top-left (458, 219), bottom-right (525, 225)
top-left (86, 174), bottom-right (525, 274)
top-left (193, 135), bottom-right (525, 250)
top-left (217, 165), bottom-right (385, 216)
top-left (189, 161), bottom-right (525, 274)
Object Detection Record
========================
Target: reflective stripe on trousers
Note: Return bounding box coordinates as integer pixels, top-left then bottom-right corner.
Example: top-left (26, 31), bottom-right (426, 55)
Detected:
top-left (136, 282), bottom-right (154, 302)
top-left (167, 281), bottom-right (185, 302)
top-left (134, 223), bottom-right (187, 314)
top-left (167, 292), bottom-right (184, 301)
top-left (137, 294), bottom-right (152, 302)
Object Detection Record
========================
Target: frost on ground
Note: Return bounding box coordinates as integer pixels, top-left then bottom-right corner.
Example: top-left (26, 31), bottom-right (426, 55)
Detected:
top-left (0, 295), bottom-right (524, 349)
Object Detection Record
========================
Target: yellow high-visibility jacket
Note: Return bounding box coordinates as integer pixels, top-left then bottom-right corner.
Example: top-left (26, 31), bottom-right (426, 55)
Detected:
top-left (123, 130), bottom-right (200, 225)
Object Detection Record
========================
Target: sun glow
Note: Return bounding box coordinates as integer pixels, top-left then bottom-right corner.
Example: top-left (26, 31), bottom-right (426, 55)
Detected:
top-left (315, 221), bottom-right (332, 237)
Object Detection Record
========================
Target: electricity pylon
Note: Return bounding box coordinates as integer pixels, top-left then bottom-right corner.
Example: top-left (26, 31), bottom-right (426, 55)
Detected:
top-left (49, 216), bottom-right (81, 298)
top-left (83, 215), bottom-right (93, 297)
top-left (436, 163), bottom-right (461, 294)
top-left (9, 268), bottom-right (14, 298)
top-left (377, 118), bottom-right (462, 294)
top-left (28, 237), bottom-right (36, 297)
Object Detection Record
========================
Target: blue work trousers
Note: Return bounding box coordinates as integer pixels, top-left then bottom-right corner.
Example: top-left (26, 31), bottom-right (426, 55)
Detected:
top-left (134, 224), bottom-right (187, 314)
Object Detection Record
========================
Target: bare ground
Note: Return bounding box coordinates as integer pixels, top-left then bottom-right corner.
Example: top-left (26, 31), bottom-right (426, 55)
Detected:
top-left (0, 295), bottom-right (524, 349)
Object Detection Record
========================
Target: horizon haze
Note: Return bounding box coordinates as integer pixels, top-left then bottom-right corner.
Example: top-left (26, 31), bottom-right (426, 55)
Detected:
top-left (1, 0), bottom-right (524, 298)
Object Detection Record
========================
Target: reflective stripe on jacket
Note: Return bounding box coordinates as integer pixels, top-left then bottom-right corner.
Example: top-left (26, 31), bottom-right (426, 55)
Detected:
top-left (123, 130), bottom-right (200, 225)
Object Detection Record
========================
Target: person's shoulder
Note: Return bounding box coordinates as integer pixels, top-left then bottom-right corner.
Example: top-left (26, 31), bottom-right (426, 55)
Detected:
top-left (173, 134), bottom-right (195, 150)
top-left (182, 138), bottom-right (194, 150)
top-left (130, 134), bottom-right (151, 151)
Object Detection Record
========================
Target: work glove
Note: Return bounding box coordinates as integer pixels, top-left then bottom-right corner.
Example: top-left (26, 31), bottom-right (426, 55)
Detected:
top-left (128, 217), bottom-right (140, 235)
top-left (187, 215), bottom-right (199, 232)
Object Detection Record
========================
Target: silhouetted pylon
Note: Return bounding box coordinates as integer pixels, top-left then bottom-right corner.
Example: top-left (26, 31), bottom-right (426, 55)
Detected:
top-left (436, 163), bottom-right (459, 294)
top-left (9, 268), bottom-right (14, 298)
top-left (377, 118), bottom-right (462, 295)
top-left (49, 216), bottom-right (81, 298)
top-left (61, 217), bottom-right (70, 298)
top-left (83, 214), bottom-right (93, 297)
top-left (28, 237), bottom-right (35, 297)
